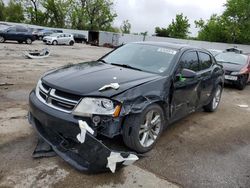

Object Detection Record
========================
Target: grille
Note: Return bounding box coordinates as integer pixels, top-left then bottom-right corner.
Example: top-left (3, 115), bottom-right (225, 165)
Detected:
top-left (36, 81), bottom-right (81, 113)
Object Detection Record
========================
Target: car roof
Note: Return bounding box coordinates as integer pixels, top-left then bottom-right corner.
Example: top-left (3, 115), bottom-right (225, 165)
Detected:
top-left (134, 41), bottom-right (191, 50)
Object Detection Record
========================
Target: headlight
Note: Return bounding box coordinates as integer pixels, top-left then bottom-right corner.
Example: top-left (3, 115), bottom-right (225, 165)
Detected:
top-left (231, 72), bottom-right (241, 75)
top-left (72, 97), bottom-right (121, 117)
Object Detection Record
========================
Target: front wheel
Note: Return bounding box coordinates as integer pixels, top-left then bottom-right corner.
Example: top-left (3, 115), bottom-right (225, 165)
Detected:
top-left (26, 38), bottom-right (32, 44)
top-left (52, 40), bottom-right (58, 45)
top-left (203, 85), bottom-right (222, 112)
top-left (122, 104), bottom-right (164, 153)
top-left (237, 74), bottom-right (248, 90)
top-left (0, 36), bottom-right (5, 43)
top-left (69, 40), bottom-right (74, 46)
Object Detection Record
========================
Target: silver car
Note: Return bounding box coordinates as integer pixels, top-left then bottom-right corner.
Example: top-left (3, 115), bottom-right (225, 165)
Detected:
top-left (43, 33), bottom-right (75, 46)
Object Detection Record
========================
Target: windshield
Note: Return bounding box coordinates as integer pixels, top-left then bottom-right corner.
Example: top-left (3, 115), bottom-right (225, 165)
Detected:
top-left (102, 43), bottom-right (177, 74)
top-left (215, 52), bottom-right (247, 65)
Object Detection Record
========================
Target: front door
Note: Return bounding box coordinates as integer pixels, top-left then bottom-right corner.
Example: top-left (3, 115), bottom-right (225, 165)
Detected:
top-left (170, 51), bottom-right (202, 122)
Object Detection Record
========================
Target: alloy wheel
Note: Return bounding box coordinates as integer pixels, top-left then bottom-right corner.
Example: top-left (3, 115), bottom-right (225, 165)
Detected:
top-left (212, 86), bottom-right (222, 110)
top-left (26, 38), bottom-right (32, 44)
top-left (0, 36), bottom-right (4, 43)
top-left (139, 110), bottom-right (162, 147)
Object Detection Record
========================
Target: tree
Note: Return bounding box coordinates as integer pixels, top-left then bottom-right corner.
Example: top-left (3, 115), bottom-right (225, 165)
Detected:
top-left (223, 0), bottom-right (250, 44)
top-left (23, 0), bottom-right (46, 25)
top-left (195, 15), bottom-right (229, 42)
top-left (42, 0), bottom-right (71, 28)
top-left (167, 13), bottom-right (190, 39)
top-left (120, 20), bottom-right (131, 34)
top-left (70, 0), bottom-right (117, 31)
top-left (155, 27), bottom-right (170, 37)
top-left (5, 0), bottom-right (25, 22)
top-left (155, 13), bottom-right (190, 38)
top-left (0, 0), bottom-right (5, 21)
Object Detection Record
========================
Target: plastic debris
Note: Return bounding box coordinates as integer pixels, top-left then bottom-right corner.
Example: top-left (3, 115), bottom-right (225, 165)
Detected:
top-left (76, 120), bottom-right (94, 143)
top-left (23, 48), bottom-right (50, 59)
top-left (106, 152), bottom-right (139, 173)
top-left (99, 83), bottom-right (120, 91)
top-left (237, 104), bottom-right (249, 108)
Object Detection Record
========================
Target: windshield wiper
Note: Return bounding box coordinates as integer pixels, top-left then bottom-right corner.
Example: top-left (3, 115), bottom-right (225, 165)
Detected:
top-left (110, 63), bottom-right (142, 71)
top-left (99, 59), bottom-right (108, 64)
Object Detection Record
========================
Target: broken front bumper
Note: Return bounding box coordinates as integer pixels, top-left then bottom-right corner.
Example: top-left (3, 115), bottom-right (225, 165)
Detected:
top-left (29, 91), bottom-right (138, 173)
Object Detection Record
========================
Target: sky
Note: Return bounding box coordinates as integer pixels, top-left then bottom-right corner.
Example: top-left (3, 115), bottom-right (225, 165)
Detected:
top-left (113, 0), bottom-right (227, 36)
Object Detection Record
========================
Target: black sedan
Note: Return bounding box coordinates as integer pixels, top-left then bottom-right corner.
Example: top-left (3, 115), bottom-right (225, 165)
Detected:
top-left (0, 25), bottom-right (35, 44)
top-left (28, 42), bottom-right (224, 172)
top-left (215, 52), bottom-right (250, 90)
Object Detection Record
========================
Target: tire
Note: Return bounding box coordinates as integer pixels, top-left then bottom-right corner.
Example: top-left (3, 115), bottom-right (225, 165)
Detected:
top-left (237, 74), bottom-right (248, 90)
top-left (0, 36), bottom-right (5, 43)
top-left (52, 40), bottom-right (58, 45)
top-left (203, 85), bottom-right (222, 112)
top-left (122, 104), bottom-right (164, 153)
top-left (26, 38), bottom-right (32, 44)
top-left (69, 40), bottom-right (74, 46)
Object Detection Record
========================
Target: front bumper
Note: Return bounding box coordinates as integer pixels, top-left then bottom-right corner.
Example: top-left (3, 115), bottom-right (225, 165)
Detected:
top-left (28, 91), bottom-right (134, 173)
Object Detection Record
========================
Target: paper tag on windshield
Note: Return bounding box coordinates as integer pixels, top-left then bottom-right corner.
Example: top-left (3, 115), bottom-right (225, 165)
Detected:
top-left (157, 48), bottom-right (177, 55)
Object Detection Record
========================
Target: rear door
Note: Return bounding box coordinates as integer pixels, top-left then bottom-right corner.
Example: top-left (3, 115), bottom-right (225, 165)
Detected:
top-left (57, 34), bottom-right (65, 44)
top-left (171, 51), bottom-right (202, 121)
top-left (197, 52), bottom-right (214, 105)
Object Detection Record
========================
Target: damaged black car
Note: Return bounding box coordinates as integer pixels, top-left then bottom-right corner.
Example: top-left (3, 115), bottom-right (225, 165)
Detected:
top-left (28, 42), bottom-right (224, 173)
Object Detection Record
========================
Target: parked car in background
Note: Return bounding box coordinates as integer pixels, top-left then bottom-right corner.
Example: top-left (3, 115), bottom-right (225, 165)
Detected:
top-left (0, 25), bottom-right (35, 44)
top-left (73, 33), bottom-right (87, 43)
top-left (30, 28), bottom-right (44, 40)
top-left (215, 52), bottom-right (250, 90)
top-left (208, 49), bottom-right (223, 57)
top-left (37, 29), bottom-right (63, 40)
top-left (29, 41), bottom-right (224, 173)
top-left (43, 33), bottom-right (74, 45)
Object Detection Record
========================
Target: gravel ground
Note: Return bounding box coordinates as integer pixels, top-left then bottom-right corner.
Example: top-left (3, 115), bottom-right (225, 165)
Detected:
top-left (0, 41), bottom-right (249, 188)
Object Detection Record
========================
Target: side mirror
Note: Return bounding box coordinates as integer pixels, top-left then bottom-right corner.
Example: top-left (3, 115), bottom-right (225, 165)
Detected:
top-left (176, 68), bottom-right (197, 80)
top-left (181, 68), bottom-right (197, 78)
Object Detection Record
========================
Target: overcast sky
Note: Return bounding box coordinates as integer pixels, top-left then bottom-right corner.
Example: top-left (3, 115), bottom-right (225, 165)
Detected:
top-left (113, 0), bottom-right (227, 36)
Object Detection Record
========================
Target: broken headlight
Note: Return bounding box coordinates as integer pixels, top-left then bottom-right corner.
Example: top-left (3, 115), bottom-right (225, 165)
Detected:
top-left (72, 98), bottom-right (121, 117)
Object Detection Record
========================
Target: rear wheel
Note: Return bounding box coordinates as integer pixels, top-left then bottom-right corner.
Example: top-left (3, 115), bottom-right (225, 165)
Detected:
top-left (122, 104), bottom-right (164, 153)
top-left (52, 40), bottom-right (58, 45)
top-left (26, 38), bottom-right (32, 44)
top-left (69, 40), bottom-right (74, 46)
top-left (203, 85), bottom-right (222, 112)
top-left (0, 36), bottom-right (5, 43)
top-left (237, 74), bottom-right (248, 90)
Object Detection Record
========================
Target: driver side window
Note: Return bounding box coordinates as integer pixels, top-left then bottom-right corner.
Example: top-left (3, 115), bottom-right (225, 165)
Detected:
top-left (180, 51), bottom-right (199, 72)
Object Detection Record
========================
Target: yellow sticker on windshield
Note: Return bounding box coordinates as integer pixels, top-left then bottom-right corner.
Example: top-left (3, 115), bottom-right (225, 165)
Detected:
top-left (157, 48), bottom-right (177, 55)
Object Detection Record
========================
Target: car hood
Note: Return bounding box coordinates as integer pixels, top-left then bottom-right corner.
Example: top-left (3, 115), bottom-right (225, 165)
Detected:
top-left (44, 36), bottom-right (54, 40)
top-left (42, 61), bottom-right (161, 98)
top-left (218, 61), bottom-right (246, 72)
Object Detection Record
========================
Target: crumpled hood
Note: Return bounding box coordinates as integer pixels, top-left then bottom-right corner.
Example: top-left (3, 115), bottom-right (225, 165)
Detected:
top-left (42, 61), bottom-right (161, 98)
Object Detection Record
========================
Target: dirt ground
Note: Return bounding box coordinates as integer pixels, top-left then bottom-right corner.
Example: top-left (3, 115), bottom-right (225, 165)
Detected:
top-left (0, 41), bottom-right (250, 188)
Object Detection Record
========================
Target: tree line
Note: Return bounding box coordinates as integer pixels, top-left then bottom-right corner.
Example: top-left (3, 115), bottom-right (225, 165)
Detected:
top-left (0, 0), bottom-right (249, 44)
top-left (155, 0), bottom-right (250, 44)
top-left (0, 0), bottom-right (120, 32)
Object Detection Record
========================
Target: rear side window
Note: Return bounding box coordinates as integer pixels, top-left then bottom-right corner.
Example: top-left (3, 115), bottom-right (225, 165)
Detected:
top-left (180, 51), bottom-right (199, 72)
top-left (199, 52), bottom-right (212, 70)
top-left (16, 27), bottom-right (28, 32)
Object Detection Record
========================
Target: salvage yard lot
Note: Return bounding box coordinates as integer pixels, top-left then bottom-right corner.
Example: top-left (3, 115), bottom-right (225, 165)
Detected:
top-left (0, 41), bottom-right (250, 188)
